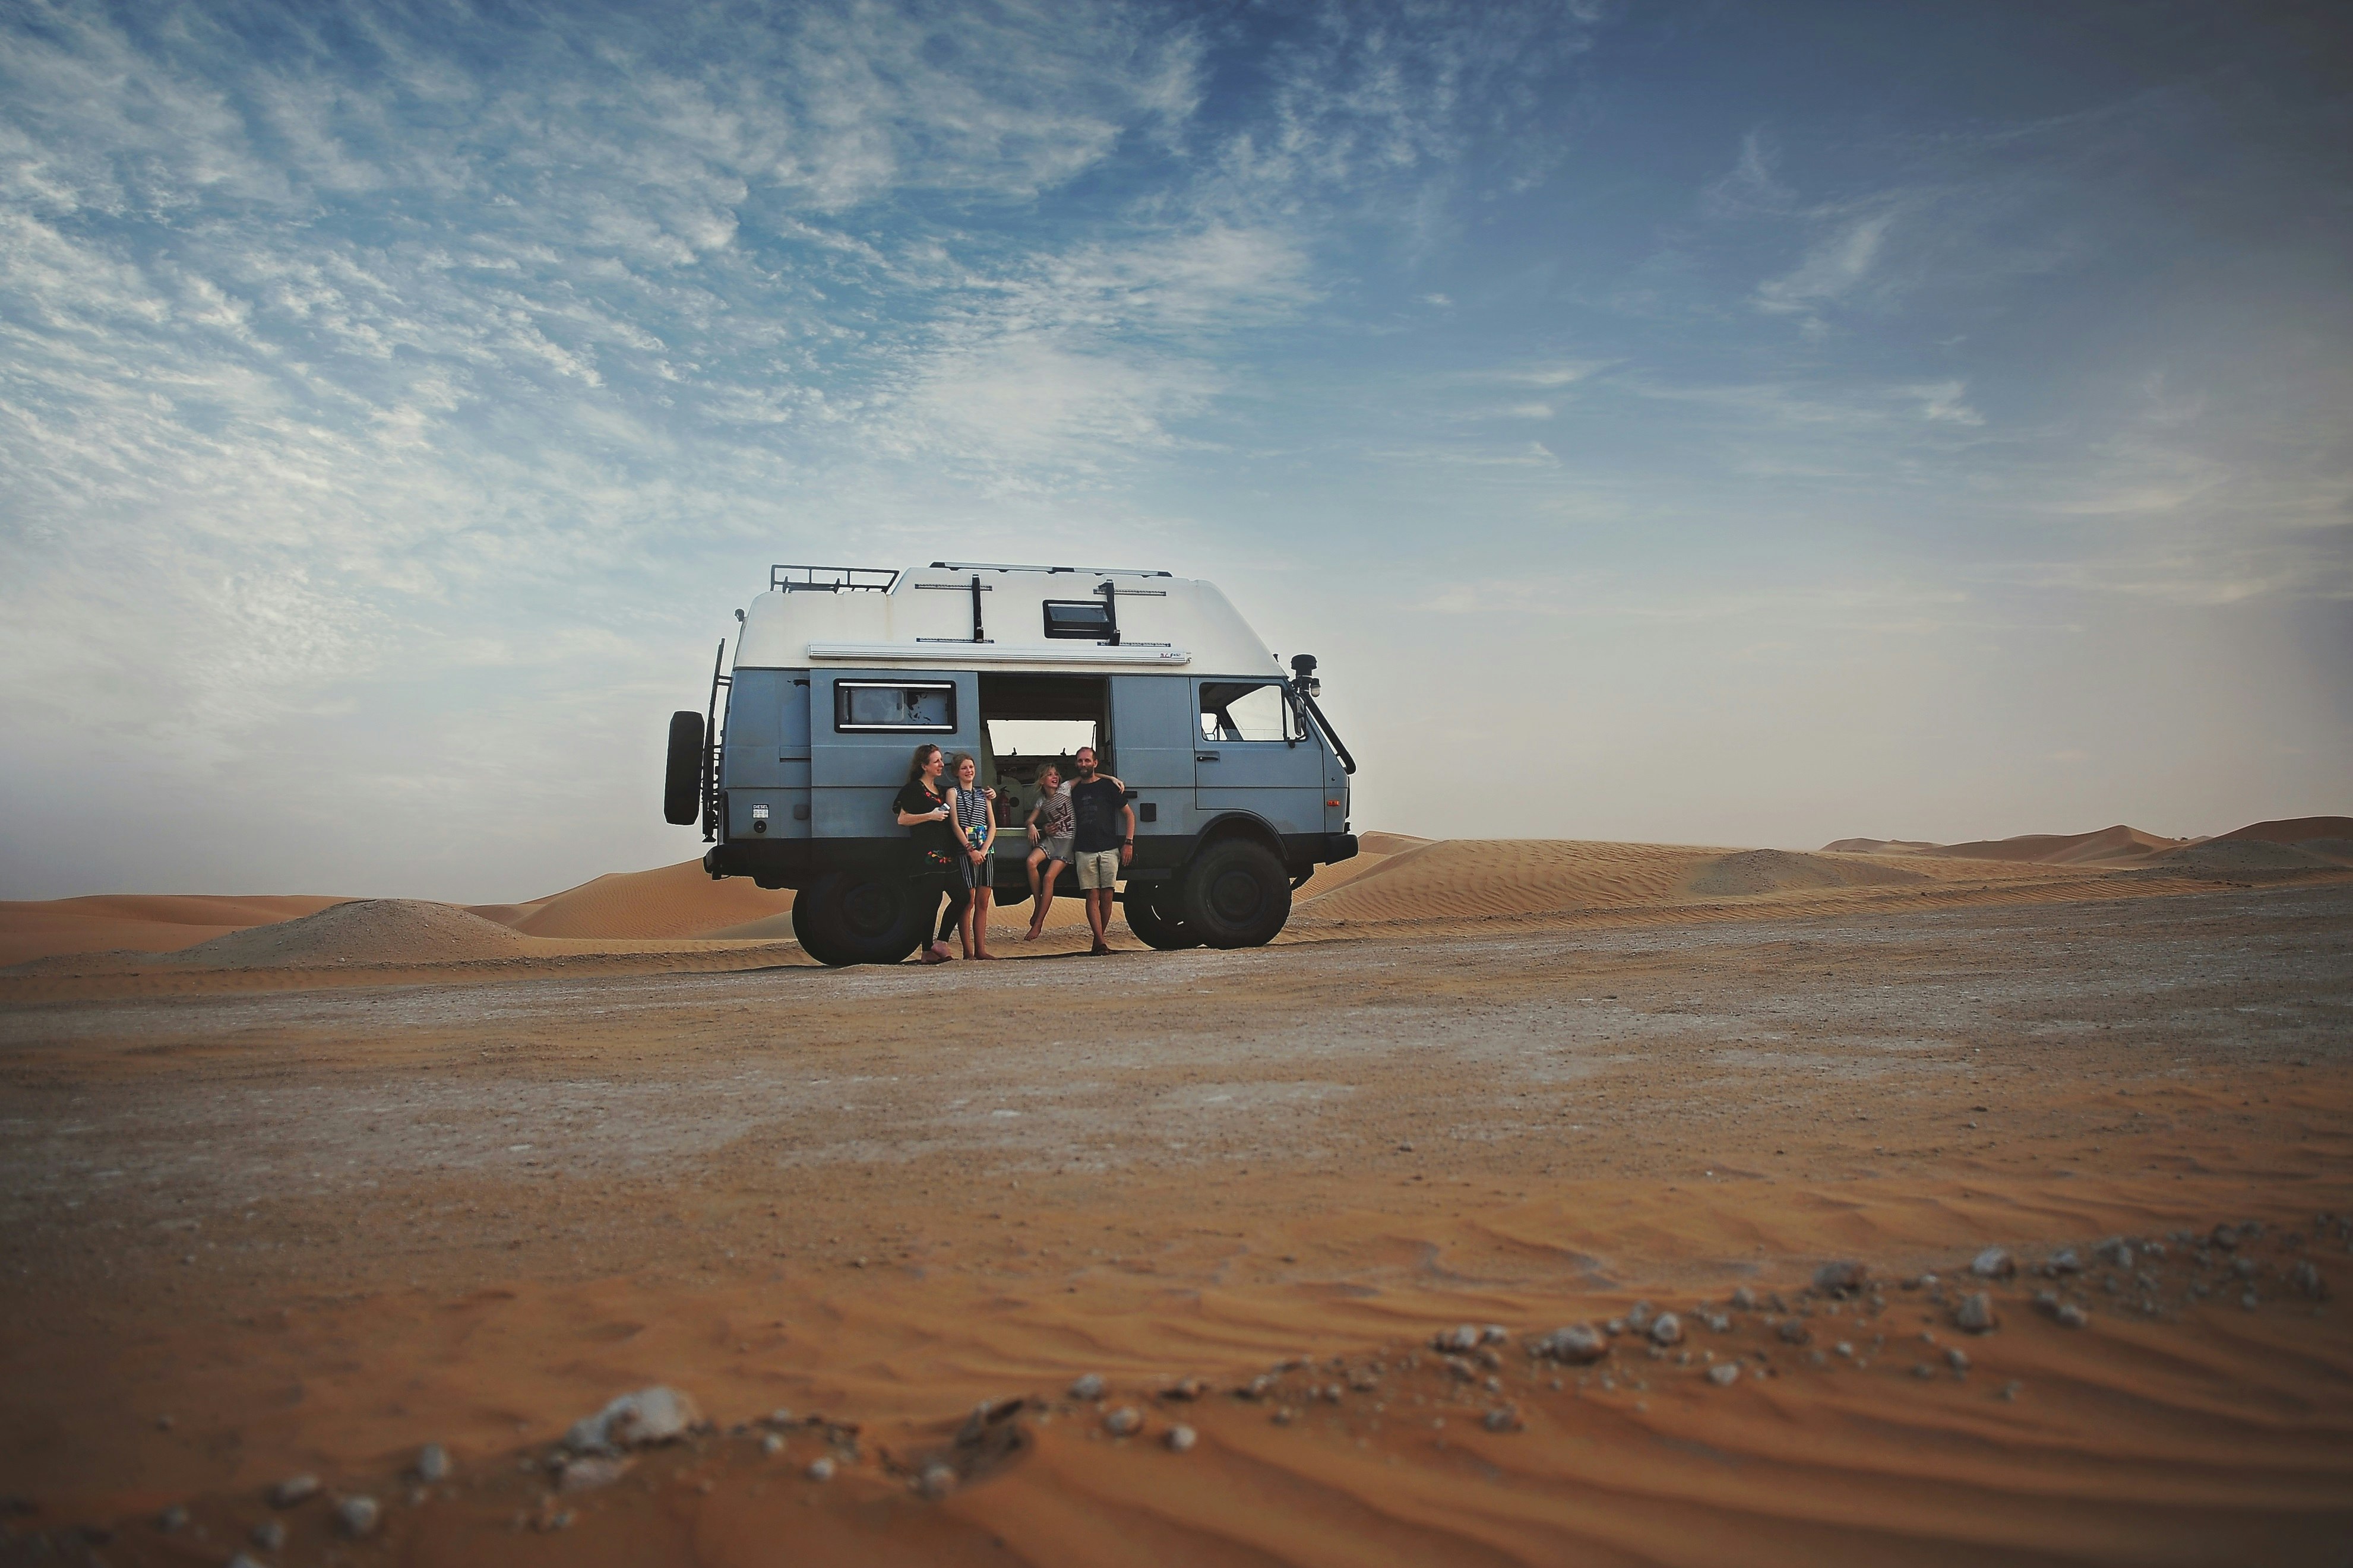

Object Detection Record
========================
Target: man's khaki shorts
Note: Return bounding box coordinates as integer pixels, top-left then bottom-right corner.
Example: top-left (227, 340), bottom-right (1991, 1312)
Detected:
top-left (1074, 849), bottom-right (1121, 889)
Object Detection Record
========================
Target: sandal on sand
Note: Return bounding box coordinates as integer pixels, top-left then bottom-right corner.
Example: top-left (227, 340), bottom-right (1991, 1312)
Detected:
top-left (1089, 942), bottom-right (1112, 956)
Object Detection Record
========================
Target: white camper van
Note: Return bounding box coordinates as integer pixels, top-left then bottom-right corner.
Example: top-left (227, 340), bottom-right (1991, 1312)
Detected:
top-left (664, 562), bottom-right (1359, 966)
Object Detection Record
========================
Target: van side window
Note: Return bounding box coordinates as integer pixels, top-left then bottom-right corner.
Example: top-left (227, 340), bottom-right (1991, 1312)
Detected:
top-left (1198, 682), bottom-right (1294, 742)
top-left (835, 681), bottom-right (956, 733)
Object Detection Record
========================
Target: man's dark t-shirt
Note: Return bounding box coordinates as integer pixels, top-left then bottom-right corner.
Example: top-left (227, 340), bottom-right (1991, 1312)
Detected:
top-left (1068, 776), bottom-right (1125, 855)
top-left (893, 780), bottom-right (956, 876)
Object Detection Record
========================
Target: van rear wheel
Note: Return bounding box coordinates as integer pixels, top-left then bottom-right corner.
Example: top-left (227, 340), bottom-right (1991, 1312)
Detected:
top-left (1179, 840), bottom-right (1291, 949)
top-left (1123, 886), bottom-right (1201, 951)
top-left (792, 872), bottom-right (927, 967)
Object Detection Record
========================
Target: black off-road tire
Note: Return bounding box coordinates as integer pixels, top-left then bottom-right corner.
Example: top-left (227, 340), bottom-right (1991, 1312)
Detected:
top-left (1179, 840), bottom-right (1291, 949)
top-left (1122, 884), bottom-right (1202, 951)
top-left (663, 711), bottom-right (705, 825)
top-left (791, 872), bottom-right (928, 967)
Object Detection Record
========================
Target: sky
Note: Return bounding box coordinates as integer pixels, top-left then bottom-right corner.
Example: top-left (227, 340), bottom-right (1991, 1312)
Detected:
top-left (2, 0), bottom-right (2348, 901)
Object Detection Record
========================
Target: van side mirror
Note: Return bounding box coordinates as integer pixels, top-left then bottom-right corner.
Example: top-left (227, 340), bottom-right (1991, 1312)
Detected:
top-left (1289, 653), bottom-right (1320, 696)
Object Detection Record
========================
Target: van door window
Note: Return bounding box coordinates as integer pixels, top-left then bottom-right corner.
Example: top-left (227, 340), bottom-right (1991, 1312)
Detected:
top-left (1198, 682), bottom-right (1295, 743)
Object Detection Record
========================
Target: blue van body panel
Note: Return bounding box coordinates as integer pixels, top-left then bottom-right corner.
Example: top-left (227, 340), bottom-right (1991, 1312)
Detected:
top-left (708, 657), bottom-right (1350, 893)
top-left (1108, 674), bottom-right (1198, 845)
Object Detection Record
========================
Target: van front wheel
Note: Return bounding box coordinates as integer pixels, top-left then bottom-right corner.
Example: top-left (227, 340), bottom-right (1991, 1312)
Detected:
top-left (792, 872), bottom-right (926, 967)
top-left (1123, 886), bottom-right (1201, 951)
top-left (1179, 840), bottom-right (1292, 949)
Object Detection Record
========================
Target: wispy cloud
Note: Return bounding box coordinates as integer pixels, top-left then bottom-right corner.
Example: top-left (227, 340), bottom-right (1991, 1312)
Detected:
top-left (1701, 128), bottom-right (1796, 218)
top-left (1754, 208), bottom-right (1896, 315)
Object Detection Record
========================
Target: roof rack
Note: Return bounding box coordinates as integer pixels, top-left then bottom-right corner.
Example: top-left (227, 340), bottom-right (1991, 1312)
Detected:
top-left (771, 565), bottom-right (900, 593)
top-left (927, 561), bottom-right (1172, 577)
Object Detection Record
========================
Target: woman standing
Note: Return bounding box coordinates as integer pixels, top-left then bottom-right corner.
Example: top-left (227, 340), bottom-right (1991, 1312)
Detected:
top-left (944, 752), bottom-right (998, 958)
top-left (892, 743), bottom-right (962, 964)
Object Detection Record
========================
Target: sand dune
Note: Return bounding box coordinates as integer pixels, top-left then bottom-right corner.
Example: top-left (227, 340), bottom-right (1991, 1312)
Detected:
top-left (1682, 847), bottom-right (1928, 896)
top-left (1293, 839), bottom-right (1973, 929)
top-left (2221, 815), bottom-right (2353, 845)
top-left (12, 816), bottom-right (2347, 977)
top-left (2155, 838), bottom-right (2353, 875)
top-left (1297, 838), bottom-right (1719, 925)
top-left (477, 859), bottom-right (795, 939)
top-left (0, 893), bottom-right (347, 968)
top-left (1909, 823), bottom-right (2187, 865)
top-left (1354, 830), bottom-right (1431, 856)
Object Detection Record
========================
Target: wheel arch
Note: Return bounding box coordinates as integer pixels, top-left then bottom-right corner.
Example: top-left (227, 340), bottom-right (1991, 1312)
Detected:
top-left (1189, 810), bottom-right (1286, 863)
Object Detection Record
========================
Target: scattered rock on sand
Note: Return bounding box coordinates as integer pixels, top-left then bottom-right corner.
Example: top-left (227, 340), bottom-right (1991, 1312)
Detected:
top-left (1729, 1285), bottom-right (1757, 1310)
top-left (1706, 1363), bottom-right (1739, 1388)
top-left (1649, 1312), bottom-right (1682, 1347)
top-left (1970, 1248), bottom-right (2015, 1279)
top-left (761, 1433), bottom-right (785, 1455)
top-left (1624, 1301), bottom-right (1655, 1333)
top-left (268, 1475), bottom-right (318, 1508)
top-left (564, 1386), bottom-right (702, 1453)
top-left (1954, 1293), bottom-right (1999, 1333)
top-left (2045, 1249), bottom-right (2082, 1276)
top-left (415, 1443), bottom-right (451, 1483)
top-left (1069, 1373), bottom-right (1105, 1401)
top-left (156, 1504), bottom-right (188, 1532)
top-left (1482, 1405), bottom-right (1523, 1432)
top-left (2053, 1303), bottom-right (2089, 1329)
top-left (2095, 1237), bottom-right (2134, 1268)
top-left (557, 1455), bottom-right (634, 1492)
top-left (229, 1555), bottom-right (267, 1568)
top-left (2241, 1290), bottom-right (2261, 1312)
top-left (1777, 1319), bottom-right (1811, 1345)
top-left (2291, 1260), bottom-right (2329, 1300)
top-left (1103, 1407), bottom-right (1142, 1437)
top-left (1531, 1323), bottom-right (1608, 1364)
top-left (1166, 1424), bottom-right (1197, 1452)
top-left (806, 1457), bottom-right (835, 1482)
top-left (251, 1519), bottom-right (286, 1550)
top-left (916, 1464), bottom-right (956, 1498)
top-left (1432, 1324), bottom-right (1481, 1353)
top-left (334, 1496), bottom-right (379, 1538)
top-left (1813, 1261), bottom-right (1868, 1294)
top-left (1946, 1347), bottom-right (1971, 1374)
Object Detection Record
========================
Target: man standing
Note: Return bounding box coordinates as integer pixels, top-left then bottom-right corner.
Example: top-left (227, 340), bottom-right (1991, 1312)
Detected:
top-left (1065, 746), bottom-right (1133, 956)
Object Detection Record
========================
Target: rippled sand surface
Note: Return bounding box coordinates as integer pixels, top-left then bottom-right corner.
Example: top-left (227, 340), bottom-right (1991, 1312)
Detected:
top-left (3, 863), bottom-right (2350, 1564)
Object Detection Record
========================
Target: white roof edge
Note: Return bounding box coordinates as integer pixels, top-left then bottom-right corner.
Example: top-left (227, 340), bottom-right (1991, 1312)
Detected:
top-left (808, 640), bottom-right (1191, 666)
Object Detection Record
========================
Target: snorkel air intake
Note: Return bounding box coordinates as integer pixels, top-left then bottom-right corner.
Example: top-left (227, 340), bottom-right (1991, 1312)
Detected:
top-left (1287, 653), bottom-right (1353, 774)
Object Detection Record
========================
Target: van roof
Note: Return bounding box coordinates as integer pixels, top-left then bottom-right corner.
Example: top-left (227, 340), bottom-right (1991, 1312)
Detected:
top-left (733, 563), bottom-right (1288, 677)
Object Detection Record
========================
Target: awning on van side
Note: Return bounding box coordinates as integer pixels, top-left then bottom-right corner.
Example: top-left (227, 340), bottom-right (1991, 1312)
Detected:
top-left (805, 640), bottom-right (1191, 666)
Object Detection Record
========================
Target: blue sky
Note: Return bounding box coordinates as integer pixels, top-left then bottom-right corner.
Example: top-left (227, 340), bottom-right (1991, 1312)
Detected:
top-left (2, 0), bottom-right (2347, 899)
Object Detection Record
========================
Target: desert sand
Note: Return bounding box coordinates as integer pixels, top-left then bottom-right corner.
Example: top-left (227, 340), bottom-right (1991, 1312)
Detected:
top-left (3, 828), bottom-right (2351, 1564)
